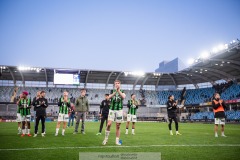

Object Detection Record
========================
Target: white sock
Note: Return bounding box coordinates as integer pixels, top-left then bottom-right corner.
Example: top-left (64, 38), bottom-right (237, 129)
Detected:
top-left (176, 131), bottom-right (179, 134)
top-left (170, 130), bottom-right (173, 134)
top-left (18, 127), bottom-right (21, 130)
top-left (221, 131), bottom-right (224, 136)
top-left (116, 137), bottom-right (119, 143)
top-left (126, 129), bottom-right (128, 133)
top-left (132, 129), bottom-right (135, 133)
top-left (56, 128), bottom-right (59, 134)
top-left (27, 129), bottom-right (30, 134)
top-left (105, 130), bottom-right (110, 139)
top-left (22, 129), bottom-right (26, 134)
top-left (62, 129), bottom-right (65, 134)
top-left (215, 132), bottom-right (218, 136)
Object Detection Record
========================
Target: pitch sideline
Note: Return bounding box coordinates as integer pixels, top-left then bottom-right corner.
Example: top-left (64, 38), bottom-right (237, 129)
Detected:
top-left (1, 144), bottom-right (240, 151)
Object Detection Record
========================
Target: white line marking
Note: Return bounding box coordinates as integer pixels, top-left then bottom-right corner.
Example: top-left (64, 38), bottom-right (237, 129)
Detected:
top-left (0, 144), bottom-right (240, 151)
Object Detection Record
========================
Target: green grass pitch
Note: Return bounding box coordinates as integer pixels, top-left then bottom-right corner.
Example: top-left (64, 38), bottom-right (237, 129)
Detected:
top-left (0, 122), bottom-right (239, 160)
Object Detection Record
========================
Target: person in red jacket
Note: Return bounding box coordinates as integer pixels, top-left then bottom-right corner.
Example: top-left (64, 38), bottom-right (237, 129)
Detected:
top-left (212, 93), bottom-right (227, 137)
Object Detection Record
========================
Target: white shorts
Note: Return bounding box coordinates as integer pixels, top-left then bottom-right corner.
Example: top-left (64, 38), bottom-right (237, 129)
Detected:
top-left (58, 113), bottom-right (69, 122)
top-left (21, 115), bottom-right (31, 122)
top-left (108, 109), bottom-right (123, 123)
top-left (215, 118), bottom-right (225, 125)
top-left (16, 113), bottom-right (21, 122)
top-left (127, 114), bottom-right (137, 122)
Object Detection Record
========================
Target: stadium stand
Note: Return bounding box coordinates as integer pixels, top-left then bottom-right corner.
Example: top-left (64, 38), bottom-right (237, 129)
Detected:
top-left (184, 88), bottom-right (215, 105)
top-left (220, 83), bottom-right (240, 100)
top-left (0, 86), bottom-right (160, 105)
top-left (157, 90), bottom-right (181, 105)
top-left (0, 84), bottom-right (240, 122)
top-left (0, 86), bottom-right (14, 102)
top-left (213, 80), bottom-right (234, 94)
top-left (156, 87), bottom-right (215, 105)
top-left (0, 39), bottom-right (239, 125)
top-left (190, 111), bottom-right (240, 122)
top-left (1, 84), bottom-right (240, 105)
top-left (190, 112), bottom-right (214, 120)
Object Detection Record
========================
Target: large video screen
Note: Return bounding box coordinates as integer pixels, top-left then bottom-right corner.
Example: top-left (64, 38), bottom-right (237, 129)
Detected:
top-left (54, 73), bottom-right (80, 85)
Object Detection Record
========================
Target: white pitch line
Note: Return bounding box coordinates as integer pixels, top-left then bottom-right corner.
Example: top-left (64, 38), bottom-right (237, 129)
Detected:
top-left (0, 144), bottom-right (240, 151)
top-left (150, 144), bottom-right (240, 147)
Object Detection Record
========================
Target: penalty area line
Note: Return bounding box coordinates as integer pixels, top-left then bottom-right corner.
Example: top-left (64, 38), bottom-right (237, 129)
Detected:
top-left (0, 144), bottom-right (240, 151)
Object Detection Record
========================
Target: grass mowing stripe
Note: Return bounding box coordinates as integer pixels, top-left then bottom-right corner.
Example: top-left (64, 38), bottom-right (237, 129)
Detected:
top-left (1, 144), bottom-right (240, 151)
top-left (1, 122), bottom-right (239, 160)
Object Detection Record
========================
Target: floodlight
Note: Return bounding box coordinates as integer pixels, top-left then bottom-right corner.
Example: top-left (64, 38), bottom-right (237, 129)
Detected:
top-left (200, 51), bottom-right (210, 59)
top-left (124, 71), bottom-right (144, 76)
top-left (187, 58), bottom-right (195, 65)
top-left (212, 47), bottom-right (218, 53)
top-left (218, 44), bottom-right (225, 51)
top-left (224, 44), bottom-right (228, 49)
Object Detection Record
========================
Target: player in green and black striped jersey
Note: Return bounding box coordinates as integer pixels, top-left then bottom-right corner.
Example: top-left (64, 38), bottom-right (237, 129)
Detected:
top-left (18, 91), bottom-right (32, 137)
top-left (19, 98), bottom-right (31, 116)
top-left (16, 93), bottom-right (23, 135)
top-left (102, 80), bottom-right (126, 146)
top-left (109, 89), bottom-right (124, 110)
top-left (125, 94), bottom-right (139, 135)
top-left (55, 91), bottom-right (71, 136)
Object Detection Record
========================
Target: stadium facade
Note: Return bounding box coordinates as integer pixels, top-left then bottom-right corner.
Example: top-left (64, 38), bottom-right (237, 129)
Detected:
top-left (0, 40), bottom-right (240, 122)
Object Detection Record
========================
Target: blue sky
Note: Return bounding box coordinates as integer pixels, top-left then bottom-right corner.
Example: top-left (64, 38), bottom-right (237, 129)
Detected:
top-left (0, 0), bottom-right (239, 72)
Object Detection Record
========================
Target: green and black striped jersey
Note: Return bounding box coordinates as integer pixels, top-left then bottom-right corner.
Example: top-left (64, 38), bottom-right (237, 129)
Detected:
top-left (109, 89), bottom-right (124, 110)
top-left (58, 98), bottom-right (71, 114)
top-left (18, 98), bottom-right (31, 116)
top-left (127, 99), bottom-right (138, 115)
top-left (17, 105), bottom-right (20, 114)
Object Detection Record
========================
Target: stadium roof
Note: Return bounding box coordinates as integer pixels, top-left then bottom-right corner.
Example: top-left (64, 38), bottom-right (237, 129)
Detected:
top-left (0, 41), bottom-right (239, 89)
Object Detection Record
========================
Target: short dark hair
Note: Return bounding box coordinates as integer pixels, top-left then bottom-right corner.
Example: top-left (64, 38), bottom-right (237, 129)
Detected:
top-left (168, 95), bottom-right (173, 99)
top-left (80, 88), bottom-right (86, 91)
top-left (131, 93), bottom-right (135, 97)
top-left (105, 94), bottom-right (109, 96)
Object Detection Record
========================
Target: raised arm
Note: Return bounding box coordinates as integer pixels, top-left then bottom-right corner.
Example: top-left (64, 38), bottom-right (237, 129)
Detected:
top-left (117, 88), bottom-right (126, 99)
top-left (108, 91), bottom-right (117, 99)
